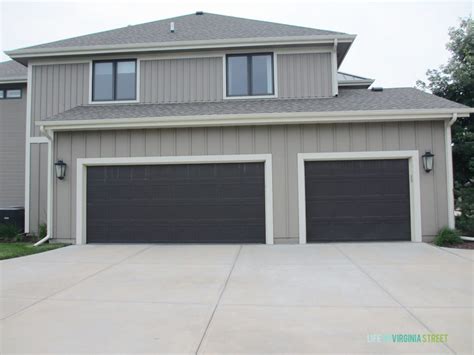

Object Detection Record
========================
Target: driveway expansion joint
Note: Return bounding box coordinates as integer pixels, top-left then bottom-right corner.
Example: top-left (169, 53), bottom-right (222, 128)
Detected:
top-left (195, 245), bottom-right (242, 354)
top-left (1, 244), bottom-right (153, 321)
top-left (333, 244), bottom-right (457, 355)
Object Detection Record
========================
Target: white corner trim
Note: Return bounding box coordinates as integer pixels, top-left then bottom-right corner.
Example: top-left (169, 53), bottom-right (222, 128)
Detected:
top-left (88, 59), bottom-right (140, 105)
top-left (24, 65), bottom-right (33, 233)
top-left (331, 39), bottom-right (338, 97)
top-left (76, 154), bottom-right (274, 245)
top-left (445, 115), bottom-right (457, 228)
top-left (297, 151), bottom-right (423, 244)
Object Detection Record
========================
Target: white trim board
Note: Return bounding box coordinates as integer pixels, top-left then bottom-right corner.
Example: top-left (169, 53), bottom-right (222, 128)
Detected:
top-left (76, 154), bottom-right (274, 245)
top-left (297, 151), bottom-right (423, 244)
top-left (36, 109), bottom-right (473, 132)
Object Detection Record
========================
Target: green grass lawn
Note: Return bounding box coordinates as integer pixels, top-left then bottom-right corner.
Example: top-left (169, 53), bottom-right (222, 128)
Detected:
top-left (0, 243), bottom-right (67, 260)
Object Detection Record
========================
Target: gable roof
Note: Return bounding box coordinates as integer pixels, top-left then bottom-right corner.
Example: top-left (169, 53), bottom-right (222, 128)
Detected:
top-left (6, 13), bottom-right (355, 64)
top-left (0, 60), bottom-right (27, 83)
top-left (40, 88), bottom-right (471, 125)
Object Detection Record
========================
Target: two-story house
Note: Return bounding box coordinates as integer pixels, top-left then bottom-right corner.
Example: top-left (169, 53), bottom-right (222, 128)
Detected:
top-left (3, 12), bottom-right (472, 245)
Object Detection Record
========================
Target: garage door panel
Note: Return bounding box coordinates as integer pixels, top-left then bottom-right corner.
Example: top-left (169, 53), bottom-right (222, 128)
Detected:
top-left (305, 159), bottom-right (411, 242)
top-left (87, 163), bottom-right (265, 243)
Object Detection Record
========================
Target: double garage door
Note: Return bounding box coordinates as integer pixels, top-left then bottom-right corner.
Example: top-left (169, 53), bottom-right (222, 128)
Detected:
top-left (86, 159), bottom-right (411, 243)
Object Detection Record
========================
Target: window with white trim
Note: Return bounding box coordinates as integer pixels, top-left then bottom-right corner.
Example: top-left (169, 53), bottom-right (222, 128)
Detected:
top-left (92, 60), bottom-right (137, 101)
top-left (0, 88), bottom-right (22, 99)
top-left (226, 53), bottom-right (274, 97)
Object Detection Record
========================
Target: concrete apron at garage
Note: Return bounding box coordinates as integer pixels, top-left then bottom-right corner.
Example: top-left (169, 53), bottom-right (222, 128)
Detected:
top-left (1, 242), bottom-right (472, 354)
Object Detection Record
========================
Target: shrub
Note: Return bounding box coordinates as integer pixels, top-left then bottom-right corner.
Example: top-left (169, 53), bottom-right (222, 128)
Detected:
top-left (433, 227), bottom-right (463, 246)
top-left (0, 223), bottom-right (22, 241)
top-left (39, 223), bottom-right (47, 240)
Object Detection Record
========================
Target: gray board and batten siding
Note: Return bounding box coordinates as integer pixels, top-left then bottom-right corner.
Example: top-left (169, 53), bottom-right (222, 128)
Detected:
top-left (27, 51), bottom-right (334, 234)
top-left (52, 122), bottom-right (448, 244)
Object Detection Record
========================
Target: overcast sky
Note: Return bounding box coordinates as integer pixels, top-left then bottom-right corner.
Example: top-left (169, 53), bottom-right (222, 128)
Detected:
top-left (0, 0), bottom-right (471, 87)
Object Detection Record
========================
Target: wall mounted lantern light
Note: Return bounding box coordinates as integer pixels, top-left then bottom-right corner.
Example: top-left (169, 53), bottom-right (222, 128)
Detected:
top-left (422, 152), bottom-right (434, 173)
top-left (54, 160), bottom-right (67, 180)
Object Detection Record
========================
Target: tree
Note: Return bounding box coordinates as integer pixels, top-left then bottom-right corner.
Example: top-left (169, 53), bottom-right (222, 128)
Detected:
top-left (416, 17), bottom-right (473, 235)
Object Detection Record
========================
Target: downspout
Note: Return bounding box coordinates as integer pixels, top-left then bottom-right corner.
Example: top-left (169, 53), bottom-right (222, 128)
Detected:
top-left (34, 127), bottom-right (53, 246)
top-left (445, 113), bottom-right (457, 229)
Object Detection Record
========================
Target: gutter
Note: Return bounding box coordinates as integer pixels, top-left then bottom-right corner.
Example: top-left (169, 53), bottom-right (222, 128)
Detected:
top-left (445, 113), bottom-right (458, 229)
top-left (34, 127), bottom-right (54, 246)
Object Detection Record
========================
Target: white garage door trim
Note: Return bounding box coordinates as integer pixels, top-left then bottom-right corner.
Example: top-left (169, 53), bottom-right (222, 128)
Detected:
top-left (76, 154), bottom-right (274, 245)
top-left (297, 151), bottom-right (422, 244)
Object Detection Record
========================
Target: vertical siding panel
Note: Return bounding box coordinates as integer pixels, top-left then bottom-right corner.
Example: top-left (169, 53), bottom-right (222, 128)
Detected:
top-left (222, 127), bottom-right (238, 154)
top-left (115, 131), bottom-right (131, 157)
top-left (350, 123), bottom-right (367, 151)
top-left (130, 130), bottom-right (146, 156)
top-left (335, 123), bottom-right (350, 152)
top-left (29, 146), bottom-right (40, 232)
top-left (319, 124), bottom-right (335, 152)
top-left (432, 122), bottom-right (448, 230)
top-left (415, 121), bottom-right (436, 236)
top-left (58, 65), bottom-right (66, 113)
top-left (175, 128), bottom-right (191, 155)
top-left (366, 123), bottom-right (383, 150)
top-left (383, 122), bottom-right (400, 150)
top-left (277, 53), bottom-right (332, 98)
top-left (287, 126), bottom-right (301, 239)
top-left (254, 126), bottom-right (270, 153)
top-left (161, 129), bottom-right (176, 156)
top-left (69, 132), bottom-right (86, 239)
top-left (38, 144), bottom-right (48, 228)
top-left (302, 125), bottom-right (318, 152)
top-left (85, 132), bottom-right (101, 158)
top-left (191, 128), bottom-right (206, 155)
top-left (145, 129), bottom-right (160, 156)
top-left (206, 127), bottom-right (222, 155)
top-left (238, 127), bottom-right (254, 154)
top-left (100, 131), bottom-right (116, 157)
top-left (83, 63), bottom-right (89, 104)
top-left (55, 133), bottom-right (71, 240)
top-left (399, 122), bottom-right (416, 149)
top-left (270, 126), bottom-right (288, 239)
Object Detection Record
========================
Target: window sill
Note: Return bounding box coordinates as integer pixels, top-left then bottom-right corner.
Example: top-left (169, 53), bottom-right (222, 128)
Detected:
top-left (89, 99), bottom-right (139, 105)
top-left (224, 95), bottom-right (277, 100)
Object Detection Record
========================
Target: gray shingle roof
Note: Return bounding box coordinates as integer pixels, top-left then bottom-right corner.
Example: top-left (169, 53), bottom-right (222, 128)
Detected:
top-left (18, 13), bottom-right (348, 52)
top-left (42, 88), bottom-right (470, 122)
top-left (337, 72), bottom-right (374, 83)
top-left (0, 60), bottom-right (27, 82)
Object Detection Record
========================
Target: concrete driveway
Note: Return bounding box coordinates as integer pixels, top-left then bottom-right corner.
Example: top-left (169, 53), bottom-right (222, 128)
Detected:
top-left (1, 242), bottom-right (472, 354)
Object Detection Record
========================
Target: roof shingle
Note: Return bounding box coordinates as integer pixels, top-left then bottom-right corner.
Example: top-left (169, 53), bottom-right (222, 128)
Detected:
top-left (0, 60), bottom-right (27, 82)
top-left (42, 88), bottom-right (470, 122)
top-left (17, 13), bottom-right (348, 52)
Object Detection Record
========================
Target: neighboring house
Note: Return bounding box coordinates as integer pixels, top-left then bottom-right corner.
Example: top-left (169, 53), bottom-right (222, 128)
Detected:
top-left (0, 61), bottom-right (27, 212)
top-left (3, 12), bottom-right (472, 245)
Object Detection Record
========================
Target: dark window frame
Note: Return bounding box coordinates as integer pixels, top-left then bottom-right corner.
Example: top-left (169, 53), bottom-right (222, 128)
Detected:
top-left (0, 87), bottom-right (22, 100)
top-left (226, 53), bottom-right (275, 97)
top-left (92, 59), bottom-right (137, 102)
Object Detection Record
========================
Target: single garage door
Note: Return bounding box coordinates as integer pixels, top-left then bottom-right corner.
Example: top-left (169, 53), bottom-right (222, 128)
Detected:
top-left (87, 163), bottom-right (265, 243)
top-left (305, 159), bottom-right (411, 242)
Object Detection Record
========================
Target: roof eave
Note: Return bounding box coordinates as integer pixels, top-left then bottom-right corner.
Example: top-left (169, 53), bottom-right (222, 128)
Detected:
top-left (36, 108), bottom-right (473, 132)
top-left (6, 34), bottom-right (356, 61)
top-left (0, 77), bottom-right (28, 84)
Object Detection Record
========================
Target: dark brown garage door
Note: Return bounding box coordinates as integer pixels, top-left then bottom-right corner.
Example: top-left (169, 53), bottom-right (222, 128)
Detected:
top-left (305, 159), bottom-right (411, 242)
top-left (87, 163), bottom-right (265, 243)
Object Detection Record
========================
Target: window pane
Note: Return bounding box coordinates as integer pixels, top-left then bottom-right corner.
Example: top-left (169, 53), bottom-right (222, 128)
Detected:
top-left (0, 90), bottom-right (4, 99)
top-left (251, 55), bottom-right (273, 95)
top-left (93, 62), bottom-right (114, 101)
top-left (6, 89), bottom-right (21, 98)
top-left (116, 61), bottom-right (136, 100)
top-left (227, 56), bottom-right (248, 96)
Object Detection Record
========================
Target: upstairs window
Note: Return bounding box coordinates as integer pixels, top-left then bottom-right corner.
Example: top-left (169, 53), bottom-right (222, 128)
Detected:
top-left (92, 60), bottom-right (136, 101)
top-left (0, 88), bottom-right (22, 99)
top-left (226, 53), bottom-right (274, 97)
